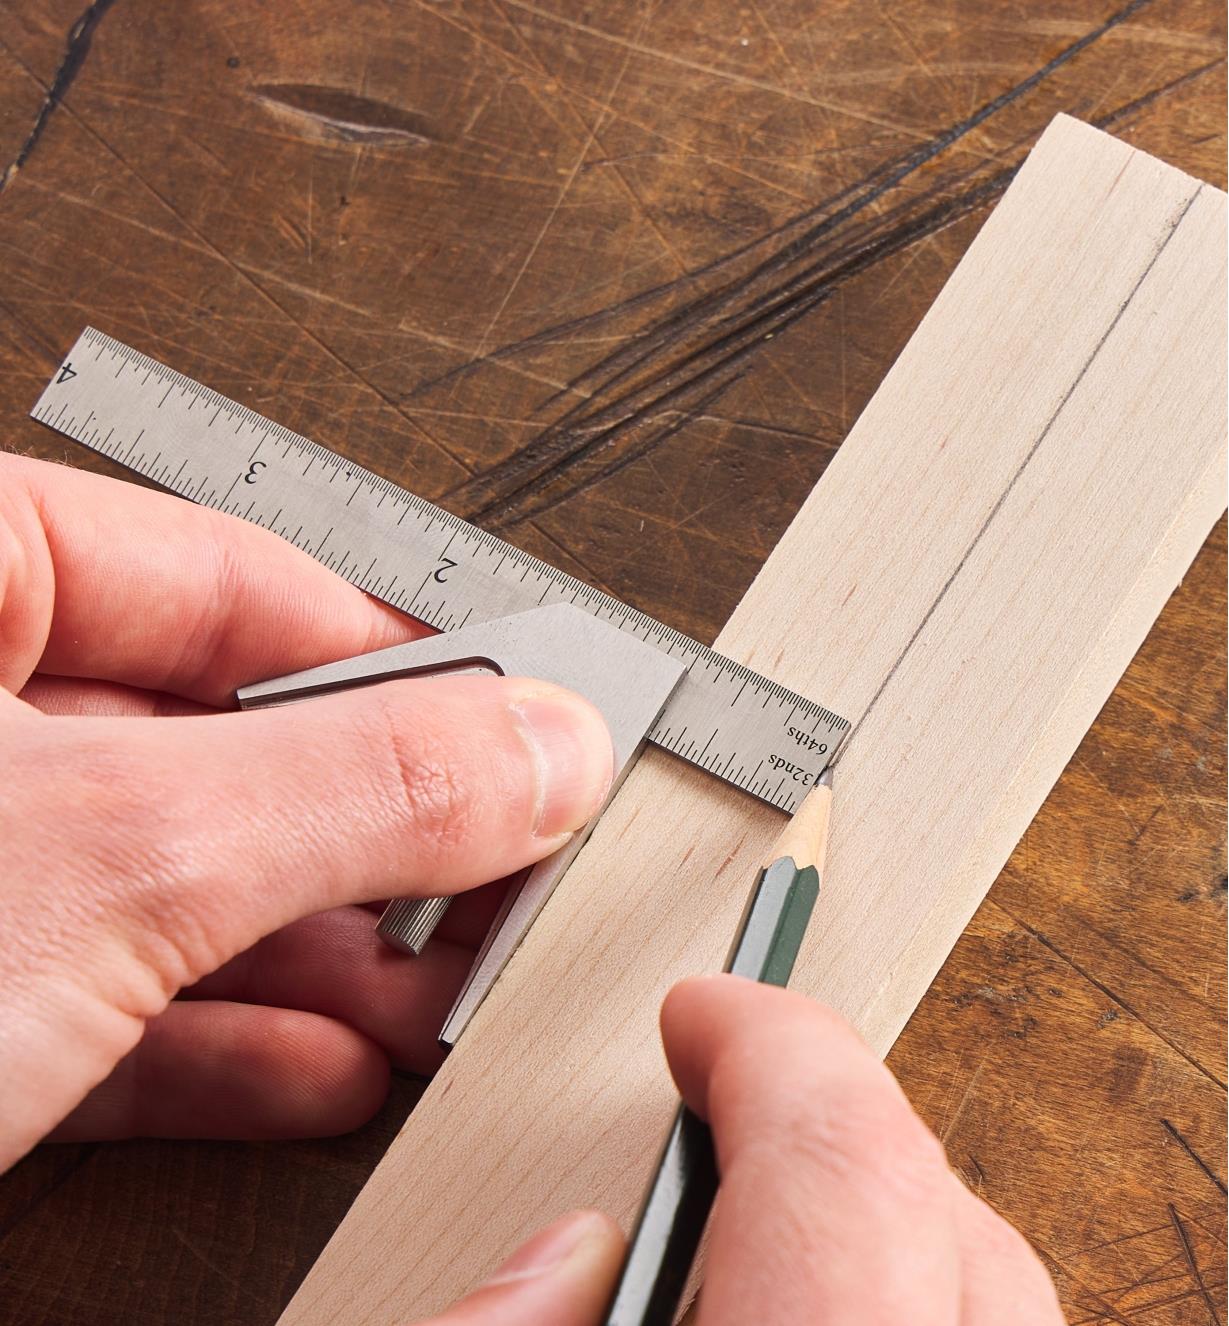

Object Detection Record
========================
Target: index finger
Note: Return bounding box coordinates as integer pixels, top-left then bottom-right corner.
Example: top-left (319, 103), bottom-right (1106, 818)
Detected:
top-left (661, 975), bottom-right (960, 1326)
top-left (1, 453), bottom-right (419, 704)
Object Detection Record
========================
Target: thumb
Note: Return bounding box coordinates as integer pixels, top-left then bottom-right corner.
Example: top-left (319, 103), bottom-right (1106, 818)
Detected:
top-left (11, 673), bottom-right (613, 997)
top-left (415, 1210), bottom-right (625, 1326)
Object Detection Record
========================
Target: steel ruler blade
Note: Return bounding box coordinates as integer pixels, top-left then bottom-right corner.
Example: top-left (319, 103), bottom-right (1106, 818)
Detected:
top-left (31, 327), bottom-right (848, 812)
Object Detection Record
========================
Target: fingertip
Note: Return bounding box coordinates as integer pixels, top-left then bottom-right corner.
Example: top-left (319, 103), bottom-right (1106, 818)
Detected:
top-left (660, 971), bottom-right (735, 1029)
top-left (53, 1002), bottom-right (391, 1142)
top-left (662, 973), bottom-right (860, 1052)
top-left (660, 973), bottom-right (805, 1064)
top-left (484, 1209), bottom-right (622, 1288)
top-left (507, 682), bottom-right (614, 839)
top-left (424, 1209), bottom-right (625, 1325)
top-left (659, 975), bottom-right (718, 1064)
top-left (659, 975), bottom-right (874, 1128)
top-left (258, 1006), bottom-right (391, 1136)
top-left (659, 974), bottom-right (769, 1118)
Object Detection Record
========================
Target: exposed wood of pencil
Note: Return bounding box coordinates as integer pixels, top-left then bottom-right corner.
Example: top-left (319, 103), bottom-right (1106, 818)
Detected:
top-left (764, 771), bottom-right (832, 871)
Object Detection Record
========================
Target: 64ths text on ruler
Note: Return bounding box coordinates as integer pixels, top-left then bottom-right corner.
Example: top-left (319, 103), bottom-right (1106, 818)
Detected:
top-left (31, 327), bottom-right (849, 813)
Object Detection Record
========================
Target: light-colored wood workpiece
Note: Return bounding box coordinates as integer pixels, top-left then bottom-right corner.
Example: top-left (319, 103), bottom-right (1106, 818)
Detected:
top-left (278, 115), bottom-right (1227, 1323)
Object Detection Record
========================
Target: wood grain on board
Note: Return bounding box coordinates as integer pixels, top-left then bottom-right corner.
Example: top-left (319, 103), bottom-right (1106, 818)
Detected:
top-left (277, 116), bottom-right (1227, 1322)
top-left (0, 3), bottom-right (1224, 1323)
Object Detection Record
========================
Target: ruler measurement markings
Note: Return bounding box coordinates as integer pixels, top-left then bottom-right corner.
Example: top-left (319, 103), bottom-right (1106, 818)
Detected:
top-left (31, 329), bottom-right (847, 813)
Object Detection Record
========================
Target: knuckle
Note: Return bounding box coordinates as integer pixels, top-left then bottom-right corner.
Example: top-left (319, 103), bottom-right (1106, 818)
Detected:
top-left (169, 530), bottom-right (243, 693)
top-left (0, 467), bottom-right (53, 688)
top-left (371, 696), bottom-right (478, 856)
top-left (826, 1079), bottom-right (946, 1183)
top-left (970, 1195), bottom-right (1044, 1265)
top-left (15, 731), bottom-right (223, 1006)
top-left (727, 1029), bottom-right (949, 1211)
top-left (961, 1194), bottom-right (1063, 1314)
top-left (862, 1106), bottom-right (950, 1205)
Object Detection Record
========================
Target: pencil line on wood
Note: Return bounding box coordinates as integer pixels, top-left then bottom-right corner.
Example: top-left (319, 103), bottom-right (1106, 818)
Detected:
top-left (833, 182), bottom-right (1204, 763)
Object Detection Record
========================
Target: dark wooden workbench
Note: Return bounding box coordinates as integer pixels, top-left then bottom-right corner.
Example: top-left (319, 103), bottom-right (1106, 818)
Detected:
top-left (0, 2), bottom-right (1224, 1321)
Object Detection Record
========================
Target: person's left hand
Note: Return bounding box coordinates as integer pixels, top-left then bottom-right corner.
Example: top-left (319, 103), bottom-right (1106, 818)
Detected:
top-left (1, 454), bottom-right (614, 1167)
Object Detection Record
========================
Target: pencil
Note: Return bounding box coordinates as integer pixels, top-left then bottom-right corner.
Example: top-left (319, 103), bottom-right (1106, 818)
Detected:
top-left (600, 767), bottom-right (835, 1326)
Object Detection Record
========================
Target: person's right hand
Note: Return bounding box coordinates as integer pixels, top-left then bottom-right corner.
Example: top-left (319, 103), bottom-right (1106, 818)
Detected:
top-left (413, 976), bottom-right (1066, 1325)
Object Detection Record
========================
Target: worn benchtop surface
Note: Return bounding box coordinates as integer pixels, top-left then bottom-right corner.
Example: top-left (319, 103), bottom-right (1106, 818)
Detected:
top-left (0, 2), bottom-right (1224, 1322)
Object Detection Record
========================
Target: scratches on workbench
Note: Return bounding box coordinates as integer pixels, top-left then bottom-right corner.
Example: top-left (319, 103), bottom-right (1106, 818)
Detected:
top-left (451, 42), bottom-right (1216, 424)
top-left (508, 0), bottom-right (1157, 147)
top-left (501, 0), bottom-right (972, 145)
top-left (437, 164), bottom-right (1006, 527)
top-left (516, 375), bottom-right (745, 524)
top-left (486, 0), bottom-right (691, 281)
top-left (1094, 55), bottom-right (1227, 132)
top-left (430, 0), bottom-right (1179, 528)
top-left (450, 0), bottom-right (1162, 376)
top-left (1168, 1204), bottom-right (1224, 1325)
top-left (938, 1058), bottom-right (988, 1144)
top-left (1042, 1208), bottom-right (1227, 1326)
top-left (169, 1223), bottom-right (268, 1306)
top-left (466, 0), bottom-right (648, 367)
top-left (0, 1144), bottom-right (98, 1243)
top-left (1006, 910), bottom-right (1228, 1092)
top-left (1037, 1240), bottom-right (1148, 1326)
top-left (17, 83), bottom-right (472, 474)
top-left (0, 0), bottom-right (116, 194)
top-left (6, 0), bottom-right (1211, 557)
top-left (1162, 1119), bottom-right (1229, 1198)
top-left (249, 83), bottom-right (439, 147)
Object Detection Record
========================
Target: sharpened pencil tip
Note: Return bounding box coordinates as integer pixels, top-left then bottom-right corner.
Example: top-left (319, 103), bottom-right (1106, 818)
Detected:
top-left (766, 775), bottom-right (834, 871)
top-left (819, 765), bottom-right (834, 788)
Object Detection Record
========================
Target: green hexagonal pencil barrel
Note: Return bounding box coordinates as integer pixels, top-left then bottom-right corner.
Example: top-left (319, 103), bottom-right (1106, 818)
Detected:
top-left (601, 766), bottom-right (834, 1326)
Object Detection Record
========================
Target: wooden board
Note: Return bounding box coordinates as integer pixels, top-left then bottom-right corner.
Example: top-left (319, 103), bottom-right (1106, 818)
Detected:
top-left (277, 115), bottom-right (1227, 1323)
